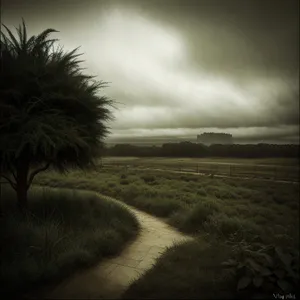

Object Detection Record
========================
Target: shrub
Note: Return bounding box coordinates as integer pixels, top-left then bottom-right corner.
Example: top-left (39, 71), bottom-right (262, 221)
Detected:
top-left (196, 188), bottom-right (207, 196)
top-left (203, 212), bottom-right (259, 241)
top-left (120, 179), bottom-right (130, 185)
top-left (141, 174), bottom-right (156, 184)
top-left (180, 175), bottom-right (191, 182)
top-left (107, 182), bottom-right (116, 188)
top-left (222, 241), bottom-right (299, 298)
top-left (125, 195), bottom-right (184, 217)
top-left (175, 198), bottom-right (220, 233)
top-left (168, 207), bottom-right (190, 228)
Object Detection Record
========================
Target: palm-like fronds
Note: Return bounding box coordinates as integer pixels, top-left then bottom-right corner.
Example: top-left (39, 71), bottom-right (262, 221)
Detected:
top-left (0, 20), bottom-right (114, 173)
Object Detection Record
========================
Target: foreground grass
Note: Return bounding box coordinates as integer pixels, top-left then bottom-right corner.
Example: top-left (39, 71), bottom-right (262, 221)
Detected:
top-left (0, 185), bottom-right (139, 298)
top-left (123, 239), bottom-right (236, 299)
top-left (35, 166), bottom-right (299, 298)
top-left (123, 238), bottom-right (299, 299)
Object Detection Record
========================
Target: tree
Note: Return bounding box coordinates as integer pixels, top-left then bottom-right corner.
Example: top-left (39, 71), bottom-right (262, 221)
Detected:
top-left (0, 20), bottom-right (114, 211)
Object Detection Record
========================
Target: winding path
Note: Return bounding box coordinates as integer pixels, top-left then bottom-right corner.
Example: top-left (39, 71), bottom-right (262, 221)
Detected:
top-left (41, 195), bottom-right (193, 299)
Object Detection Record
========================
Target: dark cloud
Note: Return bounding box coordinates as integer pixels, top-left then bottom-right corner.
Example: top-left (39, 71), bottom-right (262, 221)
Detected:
top-left (124, 0), bottom-right (299, 78)
top-left (3, 0), bottom-right (298, 78)
top-left (2, 0), bottom-right (299, 143)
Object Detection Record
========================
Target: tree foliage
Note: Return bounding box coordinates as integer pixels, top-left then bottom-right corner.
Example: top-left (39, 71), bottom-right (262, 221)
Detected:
top-left (0, 20), bottom-right (114, 210)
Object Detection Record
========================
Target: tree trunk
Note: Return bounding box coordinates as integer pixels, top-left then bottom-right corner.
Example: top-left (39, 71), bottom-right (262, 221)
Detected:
top-left (16, 162), bottom-right (30, 212)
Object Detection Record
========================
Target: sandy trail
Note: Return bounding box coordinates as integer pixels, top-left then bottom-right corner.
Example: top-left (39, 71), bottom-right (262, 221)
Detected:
top-left (35, 195), bottom-right (192, 299)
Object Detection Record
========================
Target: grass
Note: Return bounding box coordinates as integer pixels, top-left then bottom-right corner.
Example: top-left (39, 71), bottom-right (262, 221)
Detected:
top-left (123, 239), bottom-right (237, 299)
top-left (35, 166), bottom-right (299, 247)
top-left (101, 156), bottom-right (299, 181)
top-left (102, 156), bottom-right (299, 166)
top-left (34, 165), bottom-right (299, 299)
top-left (0, 184), bottom-right (139, 298)
top-left (123, 237), bottom-right (299, 299)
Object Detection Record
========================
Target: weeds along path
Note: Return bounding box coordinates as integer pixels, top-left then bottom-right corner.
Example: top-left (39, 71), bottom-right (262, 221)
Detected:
top-left (43, 194), bottom-right (193, 299)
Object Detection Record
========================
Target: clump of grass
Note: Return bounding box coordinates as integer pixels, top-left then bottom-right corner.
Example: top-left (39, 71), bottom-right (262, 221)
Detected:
top-left (141, 174), bottom-right (156, 184)
top-left (169, 197), bottom-right (220, 233)
top-left (122, 195), bottom-right (184, 217)
top-left (203, 212), bottom-right (260, 242)
top-left (0, 185), bottom-right (139, 297)
top-left (107, 182), bottom-right (116, 188)
top-left (122, 239), bottom-right (236, 299)
top-left (180, 175), bottom-right (193, 182)
top-left (175, 193), bottom-right (199, 205)
top-left (196, 188), bottom-right (207, 196)
top-left (120, 179), bottom-right (130, 185)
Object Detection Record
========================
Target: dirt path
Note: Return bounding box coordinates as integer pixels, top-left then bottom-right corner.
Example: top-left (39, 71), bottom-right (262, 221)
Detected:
top-left (41, 195), bottom-right (193, 299)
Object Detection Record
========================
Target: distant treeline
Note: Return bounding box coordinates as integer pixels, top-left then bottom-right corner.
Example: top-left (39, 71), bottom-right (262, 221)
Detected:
top-left (104, 142), bottom-right (299, 158)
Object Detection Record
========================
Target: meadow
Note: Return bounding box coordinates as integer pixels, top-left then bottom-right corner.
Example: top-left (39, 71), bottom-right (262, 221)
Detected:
top-left (0, 185), bottom-right (139, 298)
top-left (34, 163), bottom-right (299, 299)
top-left (101, 157), bottom-right (299, 182)
top-left (102, 156), bottom-right (299, 165)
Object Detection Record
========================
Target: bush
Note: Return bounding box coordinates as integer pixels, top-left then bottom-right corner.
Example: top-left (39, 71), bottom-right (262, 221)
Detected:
top-left (222, 241), bottom-right (299, 298)
top-left (123, 195), bottom-right (184, 217)
top-left (173, 197), bottom-right (220, 233)
top-left (120, 179), bottom-right (130, 185)
top-left (141, 174), bottom-right (156, 184)
top-left (203, 212), bottom-right (259, 241)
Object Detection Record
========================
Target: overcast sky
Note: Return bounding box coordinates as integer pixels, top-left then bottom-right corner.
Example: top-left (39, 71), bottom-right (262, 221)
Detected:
top-left (2, 0), bottom-right (299, 144)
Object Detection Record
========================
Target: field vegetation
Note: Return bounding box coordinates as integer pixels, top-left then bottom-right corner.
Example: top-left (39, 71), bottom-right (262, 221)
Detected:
top-left (35, 164), bottom-right (299, 299)
top-left (0, 185), bottom-right (139, 297)
top-left (101, 156), bottom-right (299, 182)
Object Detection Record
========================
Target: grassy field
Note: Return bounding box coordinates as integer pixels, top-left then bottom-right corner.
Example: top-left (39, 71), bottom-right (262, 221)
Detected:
top-left (35, 166), bottom-right (299, 246)
top-left (123, 237), bottom-right (299, 299)
top-left (123, 239), bottom-right (236, 299)
top-left (101, 157), bottom-right (299, 182)
top-left (34, 166), bottom-right (299, 299)
top-left (0, 185), bottom-right (139, 298)
top-left (102, 156), bottom-right (299, 166)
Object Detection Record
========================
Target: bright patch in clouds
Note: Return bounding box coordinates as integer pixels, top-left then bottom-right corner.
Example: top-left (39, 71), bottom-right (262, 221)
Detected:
top-left (21, 3), bottom-right (296, 143)
top-left (90, 8), bottom-right (186, 76)
top-left (76, 7), bottom-right (295, 136)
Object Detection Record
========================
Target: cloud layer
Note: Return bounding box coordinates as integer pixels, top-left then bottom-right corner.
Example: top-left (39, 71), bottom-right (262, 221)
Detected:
top-left (3, 0), bottom-right (299, 143)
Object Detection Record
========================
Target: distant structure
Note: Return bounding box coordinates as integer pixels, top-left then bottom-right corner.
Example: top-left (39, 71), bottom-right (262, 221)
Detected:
top-left (197, 132), bottom-right (233, 145)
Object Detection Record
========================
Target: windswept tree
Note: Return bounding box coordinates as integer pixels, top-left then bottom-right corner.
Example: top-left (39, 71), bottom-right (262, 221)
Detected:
top-left (0, 20), bottom-right (114, 211)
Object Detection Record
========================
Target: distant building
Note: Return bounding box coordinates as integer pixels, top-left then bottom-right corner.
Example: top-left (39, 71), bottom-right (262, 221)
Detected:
top-left (197, 132), bottom-right (233, 145)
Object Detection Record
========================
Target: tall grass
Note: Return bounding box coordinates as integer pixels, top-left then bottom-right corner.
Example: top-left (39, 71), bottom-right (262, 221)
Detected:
top-left (35, 167), bottom-right (299, 248)
top-left (122, 239), bottom-right (236, 299)
top-left (33, 166), bottom-right (299, 299)
top-left (0, 185), bottom-right (139, 297)
top-left (169, 196), bottom-right (220, 233)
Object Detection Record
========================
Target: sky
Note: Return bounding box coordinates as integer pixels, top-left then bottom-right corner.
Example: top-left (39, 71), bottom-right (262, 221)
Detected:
top-left (1, 0), bottom-right (299, 144)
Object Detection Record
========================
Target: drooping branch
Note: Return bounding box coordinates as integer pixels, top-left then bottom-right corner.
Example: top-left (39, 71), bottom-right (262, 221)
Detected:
top-left (27, 162), bottom-right (51, 189)
top-left (0, 174), bottom-right (17, 190)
